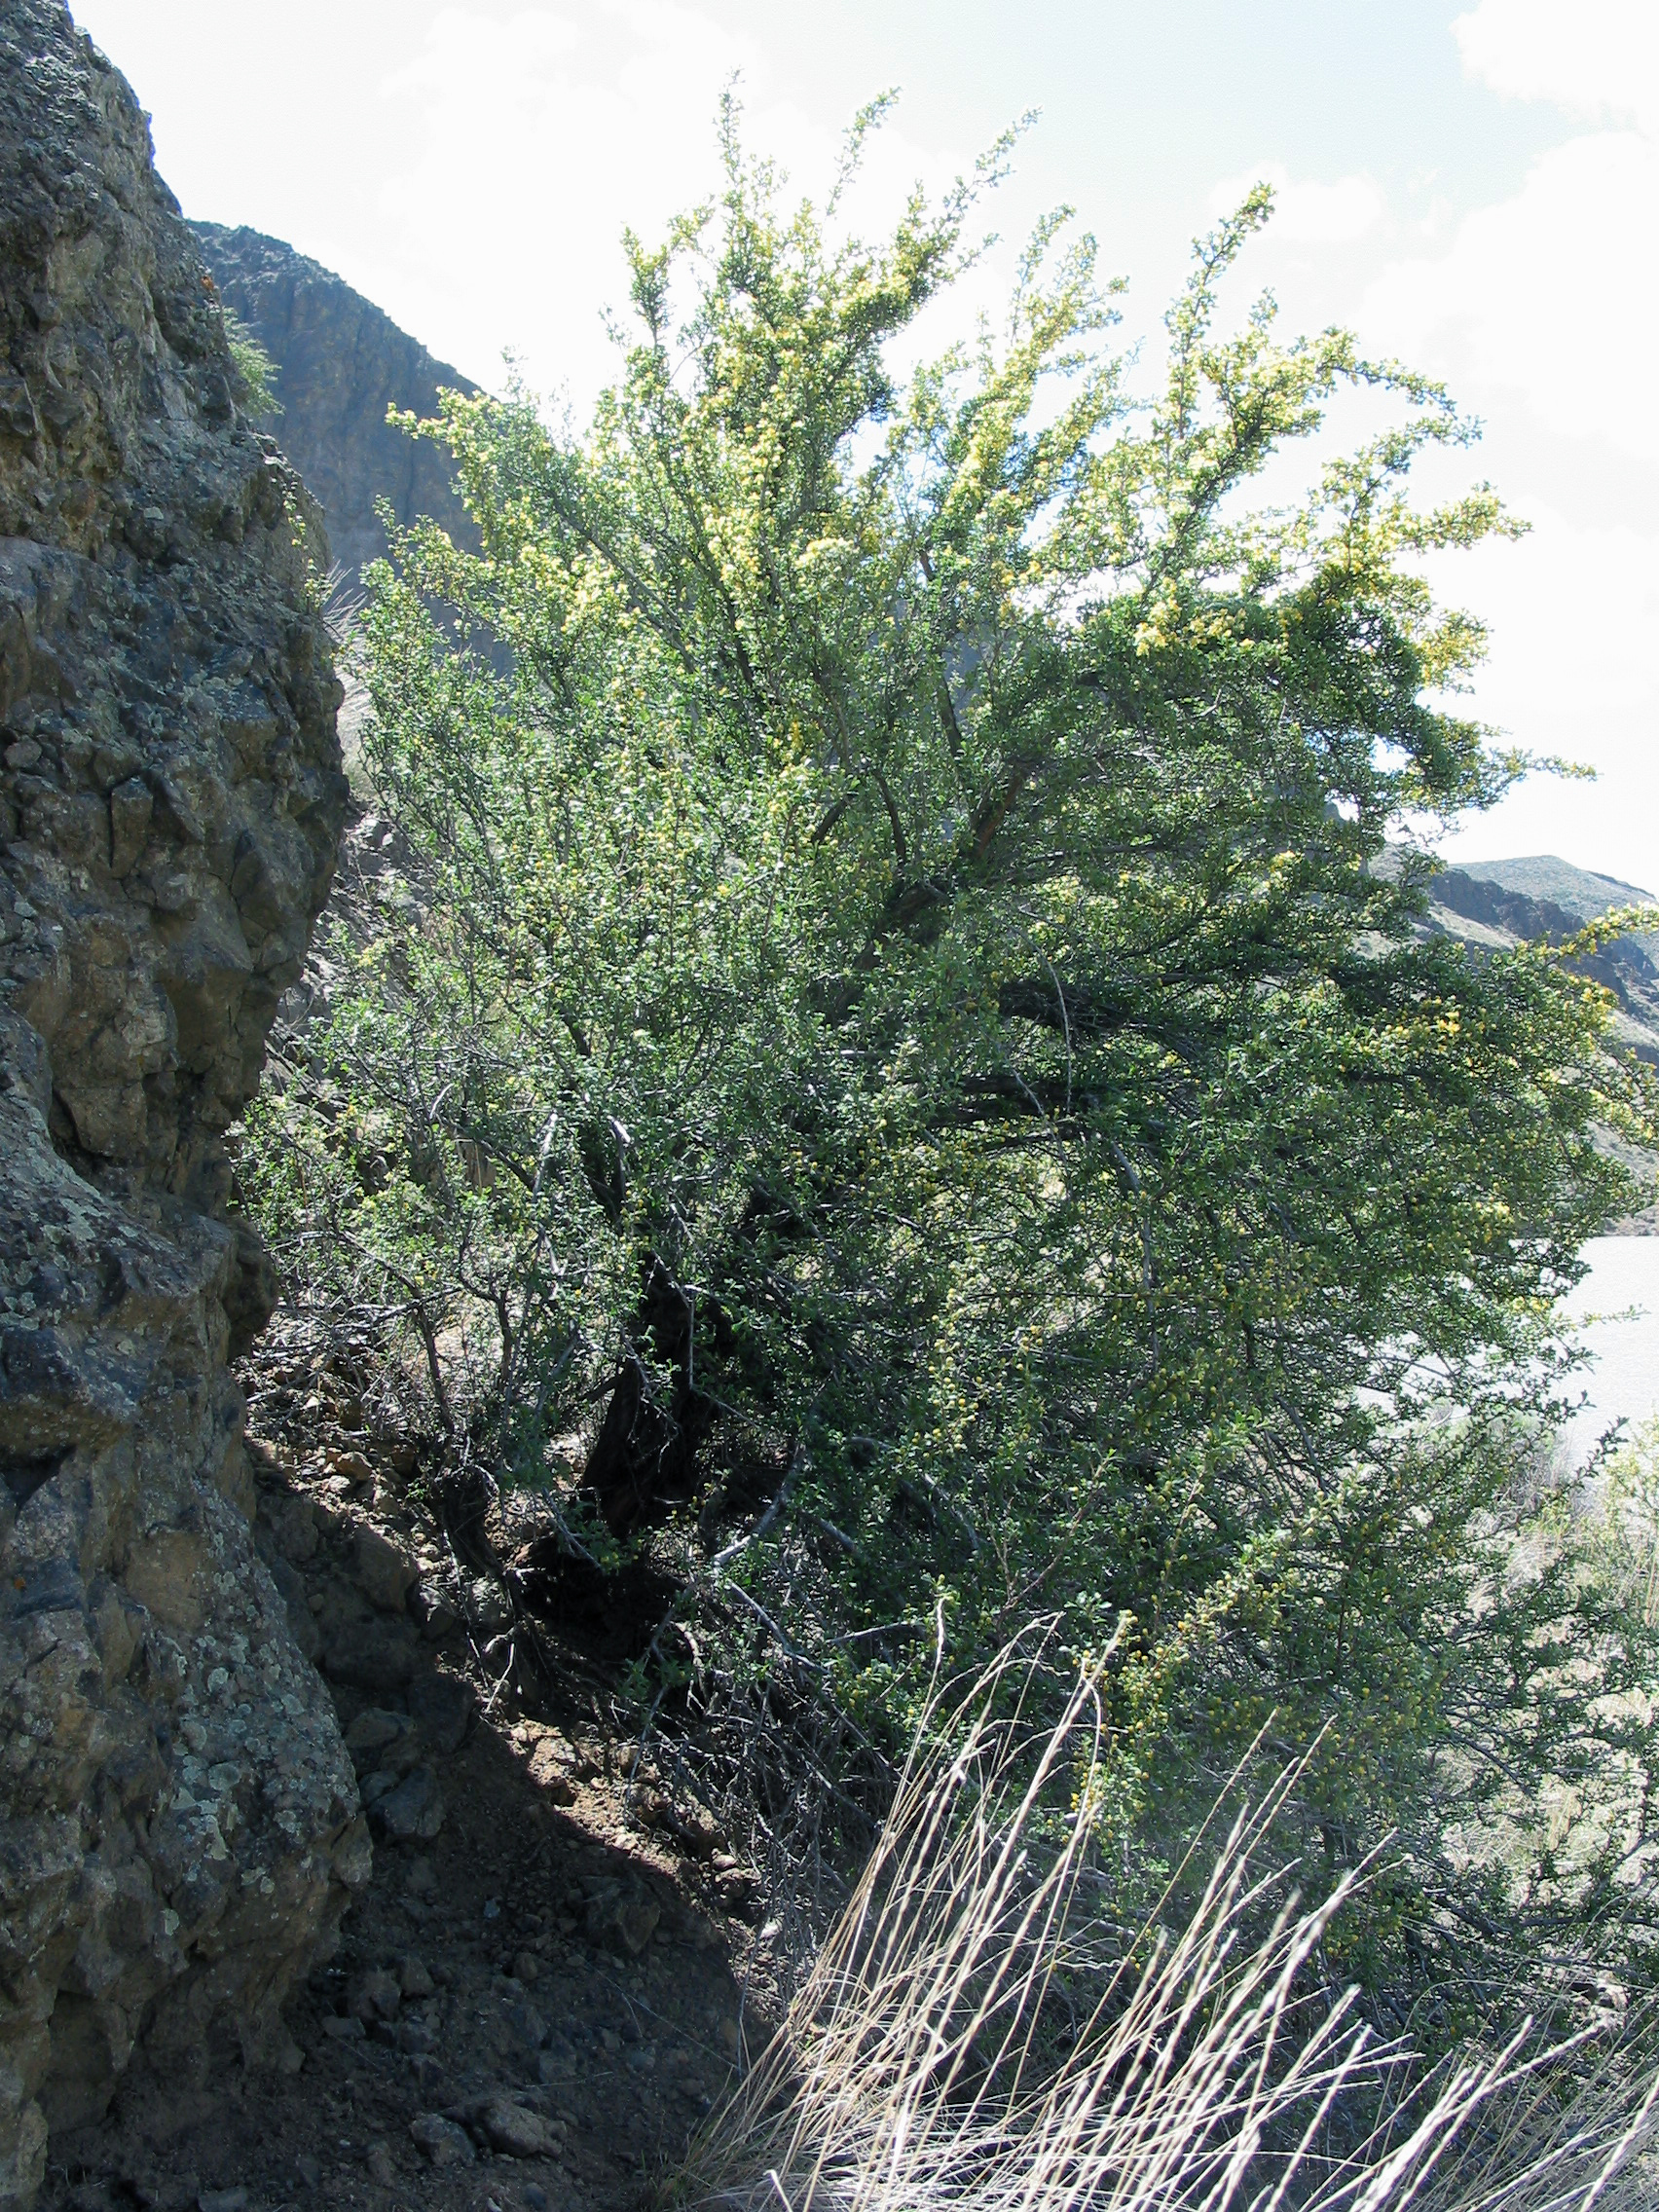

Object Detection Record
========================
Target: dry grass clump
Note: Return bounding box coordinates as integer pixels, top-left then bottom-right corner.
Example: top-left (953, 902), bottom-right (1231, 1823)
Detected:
top-left (670, 1639), bottom-right (1659, 2212)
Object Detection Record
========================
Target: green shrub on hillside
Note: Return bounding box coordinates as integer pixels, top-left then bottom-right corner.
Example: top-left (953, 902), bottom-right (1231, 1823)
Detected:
top-left (220, 308), bottom-right (279, 416)
top-left (240, 101), bottom-right (1659, 2005)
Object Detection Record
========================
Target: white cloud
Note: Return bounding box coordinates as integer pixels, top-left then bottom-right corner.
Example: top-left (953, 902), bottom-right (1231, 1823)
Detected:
top-left (1439, 503), bottom-right (1659, 726)
top-left (1425, 500), bottom-right (1659, 888)
top-left (1454, 0), bottom-right (1659, 132)
top-left (357, 1), bottom-right (777, 404)
top-left (1416, 1), bottom-right (1659, 456)
top-left (348, 1), bottom-right (963, 411)
top-left (1348, 6), bottom-right (1659, 884)
top-left (1210, 162), bottom-right (1386, 244)
top-left (1360, 128), bottom-right (1659, 456)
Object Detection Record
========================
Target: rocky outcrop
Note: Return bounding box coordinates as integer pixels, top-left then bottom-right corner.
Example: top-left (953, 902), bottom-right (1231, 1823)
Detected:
top-left (0, 5), bottom-right (358, 2200)
top-left (190, 223), bottom-right (477, 588)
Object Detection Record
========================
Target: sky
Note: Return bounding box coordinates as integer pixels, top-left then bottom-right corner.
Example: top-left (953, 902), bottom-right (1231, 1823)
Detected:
top-left (68, 0), bottom-right (1659, 891)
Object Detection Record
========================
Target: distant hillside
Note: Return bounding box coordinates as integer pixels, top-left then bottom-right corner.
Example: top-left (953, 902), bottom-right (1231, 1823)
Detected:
top-left (1421, 853), bottom-right (1659, 1066)
top-left (1389, 854), bottom-right (1655, 1230)
top-left (1453, 854), bottom-right (1654, 917)
top-left (1450, 855), bottom-right (1658, 957)
top-left (192, 221), bottom-right (477, 584)
top-left (1373, 845), bottom-right (1657, 1065)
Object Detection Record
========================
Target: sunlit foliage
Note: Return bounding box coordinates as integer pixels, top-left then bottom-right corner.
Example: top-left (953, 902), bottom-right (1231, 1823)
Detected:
top-left (241, 101), bottom-right (1659, 2000)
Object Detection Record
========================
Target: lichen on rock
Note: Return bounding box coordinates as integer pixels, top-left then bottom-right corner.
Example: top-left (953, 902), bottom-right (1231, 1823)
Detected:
top-left (0, 3), bottom-right (356, 2199)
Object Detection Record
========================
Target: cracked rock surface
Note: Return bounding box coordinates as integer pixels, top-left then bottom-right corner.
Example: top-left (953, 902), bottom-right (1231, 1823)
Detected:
top-left (0, 4), bottom-right (353, 2200)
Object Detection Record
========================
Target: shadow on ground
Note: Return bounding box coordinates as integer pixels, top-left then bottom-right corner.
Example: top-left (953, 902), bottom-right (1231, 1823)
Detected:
top-left (41, 1412), bottom-right (767, 2212)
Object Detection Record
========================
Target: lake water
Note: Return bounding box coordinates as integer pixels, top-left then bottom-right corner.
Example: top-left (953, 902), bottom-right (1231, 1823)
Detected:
top-left (1562, 1236), bottom-right (1659, 1463)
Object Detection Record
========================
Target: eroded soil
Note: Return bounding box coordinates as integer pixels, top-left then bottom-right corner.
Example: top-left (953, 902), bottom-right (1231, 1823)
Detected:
top-left (41, 1370), bottom-right (786, 2212)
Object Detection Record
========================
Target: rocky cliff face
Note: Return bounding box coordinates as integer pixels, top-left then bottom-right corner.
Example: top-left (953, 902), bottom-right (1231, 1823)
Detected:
top-left (0, 6), bottom-right (359, 2201)
top-left (190, 223), bottom-right (477, 590)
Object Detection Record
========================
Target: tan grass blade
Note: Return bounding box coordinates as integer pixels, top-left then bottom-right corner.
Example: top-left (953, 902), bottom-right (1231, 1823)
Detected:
top-left (669, 1633), bottom-right (1659, 2212)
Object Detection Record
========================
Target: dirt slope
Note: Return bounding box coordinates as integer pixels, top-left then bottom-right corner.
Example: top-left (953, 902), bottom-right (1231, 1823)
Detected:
top-left (40, 1355), bottom-right (783, 2212)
